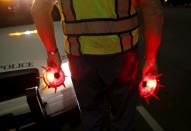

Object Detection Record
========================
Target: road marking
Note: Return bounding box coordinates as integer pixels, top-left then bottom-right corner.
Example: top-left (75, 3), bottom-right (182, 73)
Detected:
top-left (136, 105), bottom-right (165, 131)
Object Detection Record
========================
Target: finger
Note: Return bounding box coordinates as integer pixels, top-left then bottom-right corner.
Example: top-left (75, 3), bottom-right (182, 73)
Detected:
top-left (55, 64), bottom-right (61, 73)
top-left (143, 65), bottom-right (157, 79)
top-left (48, 60), bottom-right (56, 68)
top-left (142, 62), bottom-right (157, 78)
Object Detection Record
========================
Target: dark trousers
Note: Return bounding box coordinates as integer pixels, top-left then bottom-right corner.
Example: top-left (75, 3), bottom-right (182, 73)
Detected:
top-left (67, 47), bottom-right (139, 131)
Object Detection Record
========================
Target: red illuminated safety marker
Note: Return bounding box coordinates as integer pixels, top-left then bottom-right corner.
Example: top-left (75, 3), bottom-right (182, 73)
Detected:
top-left (139, 73), bottom-right (163, 103)
top-left (41, 66), bottom-right (66, 93)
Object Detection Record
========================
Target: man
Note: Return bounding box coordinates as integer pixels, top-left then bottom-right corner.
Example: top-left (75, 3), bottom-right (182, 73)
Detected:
top-left (31, 0), bottom-right (163, 130)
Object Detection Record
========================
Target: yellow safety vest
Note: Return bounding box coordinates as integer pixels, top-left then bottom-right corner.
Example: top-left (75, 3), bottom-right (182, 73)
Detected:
top-left (57, 0), bottom-right (140, 56)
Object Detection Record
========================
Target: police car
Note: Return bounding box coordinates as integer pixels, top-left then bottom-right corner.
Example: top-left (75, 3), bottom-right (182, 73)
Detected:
top-left (0, 1), bottom-right (78, 130)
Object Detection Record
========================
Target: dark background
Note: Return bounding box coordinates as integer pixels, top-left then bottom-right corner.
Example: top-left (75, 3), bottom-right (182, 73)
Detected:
top-left (0, 1), bottom-right (191, 131)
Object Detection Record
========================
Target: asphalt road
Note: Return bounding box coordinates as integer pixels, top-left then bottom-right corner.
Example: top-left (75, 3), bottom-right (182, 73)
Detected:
top-left (22, 6), bottom-right (191, 131)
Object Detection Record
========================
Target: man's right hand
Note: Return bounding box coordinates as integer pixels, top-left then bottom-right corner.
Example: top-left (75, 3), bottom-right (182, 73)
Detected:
top-left (47, 51), bottom-right (62, 72)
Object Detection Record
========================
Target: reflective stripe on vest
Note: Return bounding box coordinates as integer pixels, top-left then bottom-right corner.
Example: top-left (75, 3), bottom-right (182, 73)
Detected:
top-left (59, 0), bottom-right (139, 56)
top-left (64, 15), bottom-right (138, 36)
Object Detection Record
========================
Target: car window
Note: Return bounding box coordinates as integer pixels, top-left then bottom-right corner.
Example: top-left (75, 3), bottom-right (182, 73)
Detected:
top-left (0, 0), bottom-right (60, 28)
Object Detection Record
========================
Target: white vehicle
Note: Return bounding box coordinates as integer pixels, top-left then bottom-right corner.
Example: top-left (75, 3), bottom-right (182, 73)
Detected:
top-left (0, 1), bottom-right (78, 130)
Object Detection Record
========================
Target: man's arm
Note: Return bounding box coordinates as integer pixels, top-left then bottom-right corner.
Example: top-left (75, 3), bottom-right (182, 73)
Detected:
top-left (139, 0), bottom-right (164, 76)
top-left (31, 0), bottom-right (61, 70)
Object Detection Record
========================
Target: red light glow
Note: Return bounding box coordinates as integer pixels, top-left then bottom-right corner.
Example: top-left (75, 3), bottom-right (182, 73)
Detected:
top-left (139, 73), bottom-right (162, 103)
top-left (46, 71), bottom-right (55, 82)
top-left (42, 66), bottom-right (65, 93)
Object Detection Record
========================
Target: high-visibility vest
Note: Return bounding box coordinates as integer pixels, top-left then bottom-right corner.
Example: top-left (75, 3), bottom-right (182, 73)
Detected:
top-left (57, 0), bottom-right (140, 56)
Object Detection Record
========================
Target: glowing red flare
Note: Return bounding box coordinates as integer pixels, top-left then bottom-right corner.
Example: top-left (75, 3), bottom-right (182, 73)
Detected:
top-left (42, 66), bottom-right (65, 93)
top-left (139, 73), bottom-right (161, 103)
